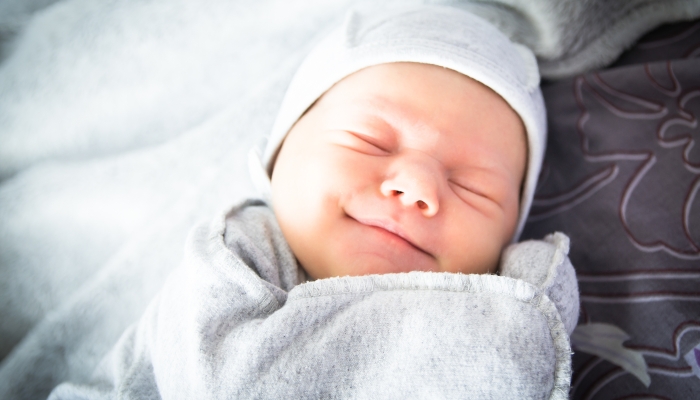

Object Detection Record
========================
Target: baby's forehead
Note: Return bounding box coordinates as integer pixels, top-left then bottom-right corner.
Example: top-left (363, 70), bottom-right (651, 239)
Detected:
top-left (315, 63), bottom-right (524, 137)
top-left (317, 62), bottom-right (514, 117)
top-left (303, 63), bottom-right (527, 179)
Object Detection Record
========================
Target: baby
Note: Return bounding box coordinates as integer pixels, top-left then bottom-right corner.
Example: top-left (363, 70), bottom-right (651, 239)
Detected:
top-left (51, 5), bottom-right (578, 400)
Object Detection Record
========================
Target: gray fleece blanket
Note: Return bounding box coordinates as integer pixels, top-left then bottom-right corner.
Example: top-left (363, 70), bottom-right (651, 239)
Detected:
top-left (2, 0), bottom-right (700, 398)
top-left (49, 200), bottom-right (579, 399)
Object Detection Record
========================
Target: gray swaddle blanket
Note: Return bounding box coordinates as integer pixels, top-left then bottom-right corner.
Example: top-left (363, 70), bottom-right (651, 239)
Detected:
top-left (49, 199), bottom-right (579, 400)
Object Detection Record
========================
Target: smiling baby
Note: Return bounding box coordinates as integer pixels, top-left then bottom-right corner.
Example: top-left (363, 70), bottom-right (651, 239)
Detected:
top-left (50, 5), bottom-right (579, 399)
top-left (271, 62), bottom-right (526, 279)
top-left (262, 4), bottom-right (544, 280)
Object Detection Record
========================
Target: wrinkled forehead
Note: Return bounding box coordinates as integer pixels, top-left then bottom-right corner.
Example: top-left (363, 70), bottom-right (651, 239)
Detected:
top-left (316, 62), bottom-right (527, 125)
top-left (308, 62), bottom-right (526, 155)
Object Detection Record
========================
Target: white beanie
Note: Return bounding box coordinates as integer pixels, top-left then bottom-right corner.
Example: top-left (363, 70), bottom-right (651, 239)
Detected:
top-left (250, 5), bottom-right (546, 241)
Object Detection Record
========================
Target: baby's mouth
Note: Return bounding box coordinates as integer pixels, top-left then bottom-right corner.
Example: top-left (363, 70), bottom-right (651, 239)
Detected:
top-left (347, 214), bottom-right (433, 258)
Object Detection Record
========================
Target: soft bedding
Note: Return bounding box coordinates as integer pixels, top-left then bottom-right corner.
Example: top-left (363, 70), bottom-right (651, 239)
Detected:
top-left (1, 0), bottom-right (700, 399)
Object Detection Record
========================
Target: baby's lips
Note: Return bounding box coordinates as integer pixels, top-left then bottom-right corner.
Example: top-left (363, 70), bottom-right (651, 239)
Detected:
top-left (347, 213), bottom-right (433, 258)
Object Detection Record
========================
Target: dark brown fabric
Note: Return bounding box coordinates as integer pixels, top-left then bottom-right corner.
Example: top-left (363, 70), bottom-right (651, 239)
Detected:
top-left (523, 21), bottom-right (700, 399)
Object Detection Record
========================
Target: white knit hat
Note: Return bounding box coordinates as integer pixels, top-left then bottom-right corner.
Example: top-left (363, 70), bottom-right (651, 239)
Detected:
top-left (250, 5), bottom-right (546, 241)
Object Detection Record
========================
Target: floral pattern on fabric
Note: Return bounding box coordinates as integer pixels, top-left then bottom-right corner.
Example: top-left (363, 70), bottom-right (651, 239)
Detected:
top-left (523, 21), bottom-right (700, 399)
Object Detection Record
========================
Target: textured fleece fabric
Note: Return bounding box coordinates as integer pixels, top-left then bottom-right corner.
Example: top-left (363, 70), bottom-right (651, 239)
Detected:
top-left (49, 199), bottom-right (579, 400)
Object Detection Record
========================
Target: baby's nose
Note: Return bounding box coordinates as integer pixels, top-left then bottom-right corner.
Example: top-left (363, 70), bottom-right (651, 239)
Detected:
top-left (380, 160), bottom-right (440, 217)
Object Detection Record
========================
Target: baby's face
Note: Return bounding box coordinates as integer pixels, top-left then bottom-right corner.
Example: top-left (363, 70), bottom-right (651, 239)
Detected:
top-left (271, 62), bottom-right (526, 280)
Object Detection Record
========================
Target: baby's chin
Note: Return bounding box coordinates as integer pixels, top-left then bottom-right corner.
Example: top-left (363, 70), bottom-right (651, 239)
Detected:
top-left (310, 253), bottom-right (498, 280)
top-left (302, 251), bottom-right (436, 280)
top-left (303, 252), bottom-right (497, 280)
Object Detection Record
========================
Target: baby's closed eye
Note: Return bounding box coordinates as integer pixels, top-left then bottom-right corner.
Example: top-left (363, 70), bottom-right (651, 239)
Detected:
top-left (448, 176), bottom-right (508, 210)
top-left (449, 179), bottom-right (486, 197)
top-left (330, 130), bottom-right (391, 156)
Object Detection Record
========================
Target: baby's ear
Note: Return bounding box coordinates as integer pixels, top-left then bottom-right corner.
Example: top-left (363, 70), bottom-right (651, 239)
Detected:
top-left (499, 232), bottom-right (579, 335)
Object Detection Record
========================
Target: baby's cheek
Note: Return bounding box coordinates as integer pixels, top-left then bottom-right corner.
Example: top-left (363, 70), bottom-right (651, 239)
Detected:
top-left (441, 211), bottom-right (506, 274)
